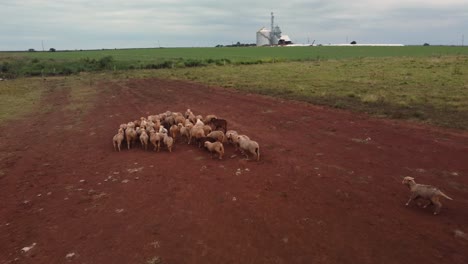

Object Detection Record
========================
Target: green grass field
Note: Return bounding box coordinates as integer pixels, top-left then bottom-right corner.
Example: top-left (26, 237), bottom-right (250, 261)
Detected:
top-left (2, 46), bottom-right (468, 78)
top-left (2, 46), bottom-right (468, 62)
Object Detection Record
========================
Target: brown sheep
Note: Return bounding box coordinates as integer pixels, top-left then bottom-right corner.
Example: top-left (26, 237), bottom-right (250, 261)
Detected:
top-left (203, 125), bottom-right (212, 136)
top-left (207, 130), bottom-right (225, 142)
top-left (170, 124), bottom-right (180, 141)
top-left (210, 118), bottom-right (227, 133)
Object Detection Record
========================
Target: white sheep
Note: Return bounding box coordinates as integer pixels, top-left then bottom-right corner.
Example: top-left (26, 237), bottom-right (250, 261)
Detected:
top-left (204, 141), bottom-right (225, 160)
top-left (139, 129), bottom-right (149, 150)
top-left (402, 176), bottom-right (453, 215)
top-left (230, 134), bottom-right (249, 151)
top-left (163, 133), bottom-right (174, 152)
top-left (237, 136), bottom-right (260, 161)
top-left (203, 114), bottom-right (217, 124)
top-left (113, 128), bottom-right (125, 152)
top-left (159, 125), bottom-right (168, 134)
top-left (125, 127), bottom-right (137, 149)
top-left (195, 118), bottom-right (204, 127)
top-left (188, 125), bottom-right (205, 145)
top-left (127, 121), bottom-right (135, 129)
top-left (119, 123), bottom-right (127, 130)
top-left (225, 130), bottom-right (239, 149)
top-left (185, 108), bottom-right (193, 118)
top-left (178, 123), bottom-right (190, 143)
top-left (149, 131), bottom-right (163, 152)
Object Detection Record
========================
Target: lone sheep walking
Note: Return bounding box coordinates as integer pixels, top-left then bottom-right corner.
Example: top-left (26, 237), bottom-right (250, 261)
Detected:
top-left (402, 176), bottom-right (453, 215)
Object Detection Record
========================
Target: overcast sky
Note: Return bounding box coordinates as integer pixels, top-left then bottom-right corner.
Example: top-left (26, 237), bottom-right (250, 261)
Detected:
top-left (1, 0), bottom-right (467, 50)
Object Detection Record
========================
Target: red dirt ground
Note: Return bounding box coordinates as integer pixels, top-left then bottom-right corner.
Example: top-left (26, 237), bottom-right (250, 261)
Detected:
top-left (1, 78), bottom-right (468, 264)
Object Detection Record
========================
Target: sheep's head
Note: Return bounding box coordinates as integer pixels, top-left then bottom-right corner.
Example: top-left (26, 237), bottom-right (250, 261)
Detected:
top-left (204, 141), bottom-right (210, 148)
top-left (402, 176), bottom-right (415, 185)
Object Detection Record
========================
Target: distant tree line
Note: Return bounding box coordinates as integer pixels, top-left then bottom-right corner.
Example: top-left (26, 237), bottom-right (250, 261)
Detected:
top-left (216, 42), bottom-right (256, 47)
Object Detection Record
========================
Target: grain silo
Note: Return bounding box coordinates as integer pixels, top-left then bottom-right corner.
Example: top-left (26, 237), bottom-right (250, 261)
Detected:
top-left (256, 12), bottom-right (288, 46)
top-left (256, 27), bottom-right (271, 46)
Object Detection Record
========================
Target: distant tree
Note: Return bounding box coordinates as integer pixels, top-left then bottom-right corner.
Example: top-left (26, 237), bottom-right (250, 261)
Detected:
top-left (350, 41), bottom-right (357, 44)
top-left (28, 48), bottom-right (36, 52)
top-left (49, 48), bottom-right (56, 52)
top-left (423, 43), bottom-right (430, 46)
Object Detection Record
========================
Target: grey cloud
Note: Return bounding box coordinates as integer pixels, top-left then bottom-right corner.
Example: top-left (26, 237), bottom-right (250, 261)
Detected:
top-left (0, 0), bottom-right (467, 50)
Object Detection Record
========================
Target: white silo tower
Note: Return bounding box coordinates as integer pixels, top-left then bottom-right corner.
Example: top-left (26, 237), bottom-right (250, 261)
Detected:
top-left (256, 27), bottom-right (271, 46)
top-left (256, 12), bottom-right (286, 46)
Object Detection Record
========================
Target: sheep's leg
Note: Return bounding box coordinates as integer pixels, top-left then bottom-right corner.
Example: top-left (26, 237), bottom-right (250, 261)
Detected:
top-left (406, 193), bottom-right (419, 206)
top-left (431, 197), bottom-right (442, 215)
top-left (423, 200), bottom-right (432, 208)
top-left (117, 142), bottom-right (121, 152)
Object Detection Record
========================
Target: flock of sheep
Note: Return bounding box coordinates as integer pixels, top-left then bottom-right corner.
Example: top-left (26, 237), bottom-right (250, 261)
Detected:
top-left (111, 110), bottom-right (455, 215)
top-left (112, 109), bottom-right (260, 161)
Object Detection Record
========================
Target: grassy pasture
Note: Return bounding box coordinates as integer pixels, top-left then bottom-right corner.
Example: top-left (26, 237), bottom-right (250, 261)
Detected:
top-left (1, 46), bottom-right (467, 129)
top-left (125, 55), bottom-right (468, 129)
top-left (3, 46), bottom-right (468, 61)
top-left (1, 46), bottom-right (468, 78)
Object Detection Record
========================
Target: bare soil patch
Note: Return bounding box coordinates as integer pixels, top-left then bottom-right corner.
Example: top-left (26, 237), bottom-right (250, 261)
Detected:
top-left (1, 78), bottom-right (468, 264)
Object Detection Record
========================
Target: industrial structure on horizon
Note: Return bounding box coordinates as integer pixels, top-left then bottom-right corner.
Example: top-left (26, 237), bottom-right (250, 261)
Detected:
top-left (256, 12), bottom-right (292, 46)
top-left (256, 12), bottom-right (404, 47)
